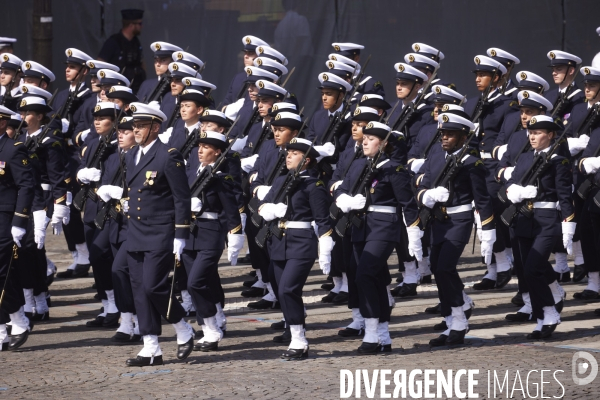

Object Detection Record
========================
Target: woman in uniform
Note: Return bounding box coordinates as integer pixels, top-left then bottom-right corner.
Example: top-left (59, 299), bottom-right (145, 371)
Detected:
top-left (335, 121), bottom-right (422, 354)
top-left (257, 137), bottom-right (333, 360)
top-left (184, 130), bottom-right (244, 352)
top-left (505, 115), bottom-right (574, 339)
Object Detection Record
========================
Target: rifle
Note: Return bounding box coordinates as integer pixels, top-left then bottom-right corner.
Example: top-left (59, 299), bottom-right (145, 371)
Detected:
top-left (178, 127), bottom-right (200, 160)
top-left (419, 130), bottom-right (478, 228)
top-left (500, 62), bottom-right (515, 95)
top-left (551, 68), bottom-right (581, 120)
top-left (73, 108), bottom-right (123, 211)
top-left (470, 69), bottom-right (500, 124)
top-left (576, 104), bottom-right (600, 199)
top-left (0, 73), bottom-right (18, 106)
top-left (254, 141), bottom-right (315, 248)
top-left (572, 102), bottom-right (600, 139)
top-left (248, 115), bottom-right (310, 221)
top-left (500, 130), bottom-right (569, 226)
top-left (334, 127), bottom-right (396, 237)
top-left (250, 122), bottom-right (272, 156)
top-left (93, 152), bottom-right (126, 230)
top-left (144, 73), bottom-right (171, 103)
top-left (165, 95), bottom-right (181, 128)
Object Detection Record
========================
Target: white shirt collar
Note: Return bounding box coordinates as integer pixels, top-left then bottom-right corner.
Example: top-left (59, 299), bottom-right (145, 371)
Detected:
top-left (534, 146), bottom-right (551, 155)
top-left (28, 127), bottom-right (43, 137)
top-left (197, 161), bottom-right (215, 175)
top-left (328, 103), bottom-right (344, 117)
top-left (0, 133), bottom-right (5, 140)
top-left (445, 147), bottom-right (463, 157)
top-left (185, 121), bottom-right (200, 131)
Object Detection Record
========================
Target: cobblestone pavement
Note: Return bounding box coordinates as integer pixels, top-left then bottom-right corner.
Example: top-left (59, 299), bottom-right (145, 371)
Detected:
top-left (1, 233), bottom-right (600, 399)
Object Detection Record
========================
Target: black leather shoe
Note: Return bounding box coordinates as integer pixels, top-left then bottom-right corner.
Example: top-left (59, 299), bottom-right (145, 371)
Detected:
top-left (199, 341), bottom-right (219, 352)
top-left (397, 283), bottom-right (417, 297)
top-left (102, 312), bottom-right (121, 328)
top-left (1, 342), bottom-right (8, 351)
top-left (111, 332), bottom-right (142, 344)
top-left (527, 330), bottom-right (542, 340)
top-left (511, 292), bottom-right (524, 306)
top-left (281, 346), bottom-right (308, 360)
top-left (433, 320), bottom-right (447, 331)
top-left (495, 271), bottom-right (512, 289)
top-left (177, 338), bottom-right (194, 360)
top-left (241, 287), bottom-right (266, 298)
top-left (555, 271), bottom-right (571, 283)
top-left (573, 290), bottom-right (600, 301)
top-left (46, 273), bottom-right (55, 287)
top-left (56, 269), bottom-right (74, 279)
top-left (273, 328), bottom-right (291, 344)
top-left (338, 327), bottom-right (364, 337)
top-left (243, 277), bottom-right (258, 288)
top-left (247, 299), bottom-right (279, 309)
top-left (332, 291), bottom-right (349, 304)
top-left (429, 334), bottom-right (448, 347)
top-left (237, 255), bottom-right (252, 265)
top-left (505, 312), bottom-right (533, 322)
top-left (465, 308), bottom-right (473, 320)
top-left (30, 311), bottom-right (49, 322)
top-left (540, 323), bottom-right (558, 339)
top-left (377, 344), bottom-right (392, 353)
top-left (320, 283), bottom-right (335, 291)
top-left (271, 320), bottom-right (286, 330)
top-left (72, 264), bottom-right (91, 278)
top-left (390, 286), bottom-right (402, 297)
top-left (445, 329), bottom-right (466, 345)
top-left (86, 315), bottom-right (105, 327)
top-left (473, 278), bottom-right (496, 290)
top-left (24, 311), bottom-right (33, 319)
top-left (321, 291), bottom-right (337, 303)
top-left (357, 342), bottom-right (379, 354)
top-left (248, 269), bottom-right (256, 277)
top-left (573, 264), bottom-right (586, 282)
top-left (126, 355), bottom-right (164, 367)
top-left (420, 275), bottom-right (432, 284)
top-left (8, 322), bottom-right (33, 351)
top-left (425, 303), bottom-right (441, 314)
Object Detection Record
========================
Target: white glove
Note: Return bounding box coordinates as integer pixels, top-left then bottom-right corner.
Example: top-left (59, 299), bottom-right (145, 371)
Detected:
top-left (33, 210), bottom-right (49, 250)
top-left (11, 226), bottom-right (26, 248)
top-left (259, 203), bottom-right (278, 222)
top-left (318, 235), bottom-right (334, 275)
top-left (335, 193), bottom-right (366, 213)
top-left (240, 212), bottom-right (247, 230)
top-left (503, 166), bottom-right (515, 181)
top-left (77, 168), bottom-right (90, 184)
top-left (227, 233), bottom-right (245, 265)
top-left (191, 197), bottom-right (203, 212)
top-left (474, 210), bottom-right (483, 242)
top-left (506, 184), bottom-right (537, 204)
top-left (567, 135), bottom-right (589, 156)
top-left (480, 229), bottom-right (496, 265)
top-left (231, 135), bottom-right (248, 153)
top-left (158, 127), bottom-right (173, 144)
top-left (496, 144), bottom-right (508, 161)
top-left (122, 200), bottom-right (129, 213)
top-left (173, 238), bottom-right (186, 261)
top-left (315, 142), bottom-right (336, 162)
top-left (406, 226), bottom-right (424, 261)
top-left (255, 185), bottom-right (271, 201)
top-left (421, 186), bottom-right (449, 208)
top-left (66, 191), bottom-right (72, 206)
top-left (80, 128), bottom-right (90, 142)
top-left (97, 185), bottom-right (123, 202)
top-left (562, 221), bottom-right (576, 255)
top-left (473, 122), bottom-right (480, 136)
top-left (148, 100), bottom-right (160, 107)
top-left (329, 180), bottom-right (343, 194)
top-left (241, 154), bottom-right (259, 173)
top-left (410, 158), bottom-right (425, 173)
top-left (61, 118), bottom-right (70, 133)
top-left (77, 168), bottom-right (101, 183)
top-left (582, 156), bottom-right (600, 175)
top-left (51, 204), bottom-right (70, 234)
top-left (273, 203), bottom-right (288, 218)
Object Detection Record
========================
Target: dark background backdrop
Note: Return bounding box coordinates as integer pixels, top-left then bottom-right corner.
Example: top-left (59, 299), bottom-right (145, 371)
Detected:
top-left (2, 0), bottom-right (599, 114)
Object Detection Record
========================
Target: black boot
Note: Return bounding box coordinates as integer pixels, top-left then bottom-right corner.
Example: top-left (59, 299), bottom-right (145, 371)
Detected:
top-left (495, 271), bottom-right (512, 289)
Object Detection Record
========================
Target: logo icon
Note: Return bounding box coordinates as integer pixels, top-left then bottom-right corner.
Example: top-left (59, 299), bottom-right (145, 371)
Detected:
top-left (572, 351), bottom-right (598, 385)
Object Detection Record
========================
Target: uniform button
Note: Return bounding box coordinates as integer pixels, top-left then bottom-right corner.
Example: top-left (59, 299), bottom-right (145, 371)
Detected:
top-left (138, 198), bottom-right (141, 201)
top-left (137, 207), bottom-right (141, 211)
top-left (138, 189), bottom-right (142, 193)
top-left (127, 215), bottom-right (130, 219)
top-left (128, 188), bottom-right (131, 191)
top-left (481, 142), bottom-right (485, 146)
top-left (137, 216), bottom-right (140, 220)
top-left (481, 132), bottom-right (485, 136)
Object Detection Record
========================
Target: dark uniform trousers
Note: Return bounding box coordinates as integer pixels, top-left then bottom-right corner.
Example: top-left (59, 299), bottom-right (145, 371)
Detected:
top-left (244, 208), bottom-right (271, 283)
top-left (354, 240), bottom-right (394, 323)
top-left (509, 227), bottom-right (527, 294)
top-left (343, 234), bottom-right (359, 309)
top-left (16, 218), bottom-right (47, 295)
top-left (62, 184), bottom-right (87, 251)
top-left (0, 212), bottom-right (25, 324)
top-left (111, 242), bottom-right (136, 314)
top-left (83, 221), bottom-right (113, 299)
top-left (430, 240), bottom-right (467, 317)
top-left (271, 257), bottom-right (314, 326)
top-left (182, 249), bottom-right (224, 319)
top-left (581, 196), bottom-right (600, 273)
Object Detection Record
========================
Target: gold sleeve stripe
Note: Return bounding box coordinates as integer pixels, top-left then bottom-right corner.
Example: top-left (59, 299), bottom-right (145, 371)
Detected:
top-left (481, 215), bottom-right (494, 226)
top-left (417, 189), bottom-right (427, 201)
top-left (229, 224), bottom-right (242, 234)
top-left (416, 174), bottom-right (424, 185)
top-left (407, 158), bottom-right (416, 164)
top-left (55, 195), bottom-right (67, 204)
top-left (564, 214), bottom-right (575, 222)
top-left (14, 212), bottom-right (29, 218)
top-left (64, 177), bottom-right (72, 184)
top-left (579, 158), bottom-right (587, 173)
top-left (175, 224), bottom-right (190, 228)
top-left (408, 218), bottom-right (420, 228)
top-left (238, 206), bottom-right (245, 213)
top-left (497, 168), bottom-right (505, 179)
top-left (319, 229), bottom-right (333, 238)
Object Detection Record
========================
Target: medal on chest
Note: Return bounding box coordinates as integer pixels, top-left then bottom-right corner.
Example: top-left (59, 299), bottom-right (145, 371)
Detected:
top-left (0, 161), bottom-right (5, 175)
top-left (370, 179), bottom-right (378, 194)
top-left (144, 171), bottom-right (157, 186)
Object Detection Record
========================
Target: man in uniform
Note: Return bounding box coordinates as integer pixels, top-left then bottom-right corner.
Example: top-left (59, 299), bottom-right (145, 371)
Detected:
top-left (544, 50), bottom-right (584, 123)
top-left (124, 102), bottom-right (194, 366)
top-left (0, 37), bottom-right (16, 54)
top-left (0, 104), bottom-right (35, 350)
top-left (98, 9), bottom-right (146, 93)
top-left (0, 53), bottom-right (23, 110)
top-left (137, 41), bottom-right (182, 104)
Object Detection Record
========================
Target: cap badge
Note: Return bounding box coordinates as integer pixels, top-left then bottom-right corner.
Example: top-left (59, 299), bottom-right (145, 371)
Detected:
top-left (257, 81), bottom-right (265, 88)
top-left (172, 63), bottom-right (179, 71)
top-left (520, 72), bottom-right (527, 80)
top-left (330, 55), bottom-right (337, 61)
top-left (200, 131), bottom-right (207, 139)
top-left (24, 61), bottom-right (31, 70)
top-left (88, 61), bottom-right (95, 69)
top-left (66, 49), bottom-right (73, 57)
top-left (408, 55), bottom-right (415, 62)
top-left (354, 108), bottom-right (361, 115)
top-left (290, 138), bottom-right (297, 144)
top-left (94, 105), bottom-right (101, 113)
top-left (522, 91), bottom-right (530, 98)
top-left (322, 73), bottom-right (329, 81)
top-left (120, 117), bottom-right (127, 123)
top-left (434, 86), bottom-right (442, 94)
top-left (442, 104), bottom-right (450, 111)
top-left (584, 67), bottom-right (591, 75)
top-left (246, 67), bottom-right (252, 75)
top-left (257, 46), bottom-right (264, 54)
top-left (203, 110), bottom-right (210, 116)
top-left (530, 117), bottom-right (537, 125)
top-left (549, 52), bottom-right (556, 59)
top-left (334, 45), bottom-right (341, 51)
top-left (442, 115), bottom-right (449, 122)
top-left (130, 105), bottom-right (137, 112)
top-left (175, 52), bottom-right (183, 60)
top-left (474, 57), bottom-right (481, 65)
top-left (256, 58), bottom-right (263, 66)
top-left (98, 70), bottom-right (105, 78)
top-left (19, 99), bottom-right (26, 107)
top-left (275, 114), bottom-right (281, 120)
top-left (21, 85), bottom-right (28, 93)
top-left (366, 122), bottom-right (374, 129)
top-left (490, 49), bottom-right (497, 56)
top-left (109, 87), bottom-right (116, 93)
top-left (245, 37), bottom-right (252, 44)
top-left (2, 54), bottom-right (8, 61)
top-left (154, 43), bottom-right (161, 50)
top-left (414, 44), bottom-right (421, 51)
top-left (327, 61), bottom-right (334, 69)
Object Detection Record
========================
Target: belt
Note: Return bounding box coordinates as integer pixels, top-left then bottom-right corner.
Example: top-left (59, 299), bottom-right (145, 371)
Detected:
top-left (446, 204), bottom-right (472, 214)
top-left (280, 221), bottom-right (312, 229)
top-left (41, 183), bottom-right (52, 191)
top-left (367, 205), bottom-right (396, 214)
top-left (480, 151), bottom-right (492, 159)
top-left (196, 211), bottom-right (219, 220)
top-left (533, 201), bottom-right (558, 209)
